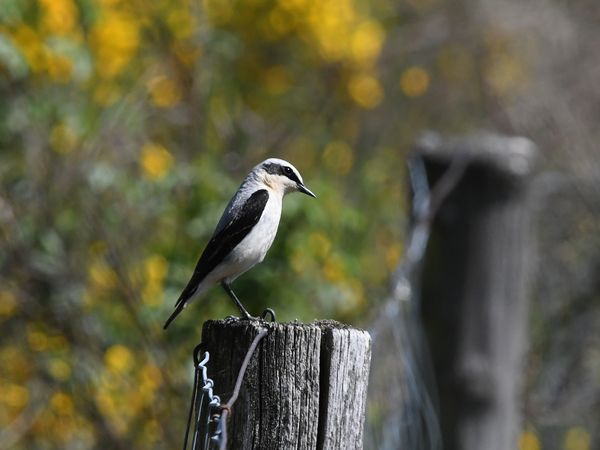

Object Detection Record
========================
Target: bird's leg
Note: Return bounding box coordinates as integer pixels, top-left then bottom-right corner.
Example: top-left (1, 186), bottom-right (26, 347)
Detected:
top-left (221, 281), bottom-right (254, 320)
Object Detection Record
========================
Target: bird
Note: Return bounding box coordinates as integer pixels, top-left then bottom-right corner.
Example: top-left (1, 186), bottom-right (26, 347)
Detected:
top-left (163, 158), bottom-right (316, 329)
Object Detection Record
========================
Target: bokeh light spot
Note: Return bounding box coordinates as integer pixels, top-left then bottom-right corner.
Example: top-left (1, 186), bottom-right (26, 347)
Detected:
top-left (519, 430), bottom-right (540, 450)
top-left (39, 0), bottom-right (79, 35)
top-left (140, 143), bottom-right (174, 180)
top-left (3, 383), bottom-right (29, 409)
top-left (147, 75), bottom-right (182, 108)
top-left (104, 344), bottom-right (134, 374)
top-left (89, 260), bottom-right (118, 290)
top-left (350, 20), bottom-right (385, 67)
top-left (565, 427), bottom-right (591, 450)
top-left (348, 73), bottom-right (383, 108)
top-left (49, 359), bottom-right (72, 381)
top-left (27, 326), bottom-right (48, 352)
top-left (400, 66), bottom-right (430, 97)
top-left (51, 392), bottom-right (74, 416)
top-left (91, 10), bottom-right (140, 78)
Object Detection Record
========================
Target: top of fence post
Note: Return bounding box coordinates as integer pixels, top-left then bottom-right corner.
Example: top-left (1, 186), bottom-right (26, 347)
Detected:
top-left (198, 318), bottom-right (371, 450)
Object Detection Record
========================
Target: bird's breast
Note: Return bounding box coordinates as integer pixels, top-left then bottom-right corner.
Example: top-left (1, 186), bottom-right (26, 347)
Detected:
top-left (228, 194), bottom-right (282, 268)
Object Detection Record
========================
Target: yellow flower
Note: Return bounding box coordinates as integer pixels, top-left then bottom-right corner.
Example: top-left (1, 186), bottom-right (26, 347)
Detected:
top-left (350, 20), bottom-right (385, 67)
top-left (519, 431), bottom-right (540, 450)
top-left (89, 260), bottom-right (118, 290)
top-left (95, 391), bottom-right (116, 417)
top-left (142, 254), bottom-right (168, 306)
top-left (50, 392), bottom-right (74, 416)
top-left (49, 359), bottom-right (72, 381)
top-left (91, 10), bottom-right (140, 78)
top-left (565, 427), bottom-right (590, 450)
top-left (104, 344), bottom-right (134, 374)
top-left (147, 75), bottom-right (182, 108)
top-left (39, 0), bottom-right (79, 36)
top-left (3, 384), bottom-right (29, 409)
top-left (46, 52), bottom-right (73, 83)
top-left (11, 25), bottom-right (47, 73)
top-left (145, 254), bottom-right (168, 283)
top-left (307, 0), bottom-right (357, 62)
top-left (348, 73), bottom-right (383, 108)
top-left (140, 143), bottom-right (174, 180)
top-left (27, 325), bottom-right (48, 352)
top-left (400, 66), bottom-right (430, 97)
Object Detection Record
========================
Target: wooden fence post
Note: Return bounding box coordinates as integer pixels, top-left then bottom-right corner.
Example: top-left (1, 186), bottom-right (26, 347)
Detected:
top-left (415, 132), bottom-right (538, 450)
top-left (201, 319), bottom-right (371, 450)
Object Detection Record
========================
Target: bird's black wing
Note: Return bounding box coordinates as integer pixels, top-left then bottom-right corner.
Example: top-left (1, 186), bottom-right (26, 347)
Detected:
top-left (163, 189), bottom-right (269, 329)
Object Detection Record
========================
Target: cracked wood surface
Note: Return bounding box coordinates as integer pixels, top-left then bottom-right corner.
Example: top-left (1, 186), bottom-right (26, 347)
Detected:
top-left (201, 319), bottom-right (371, 450)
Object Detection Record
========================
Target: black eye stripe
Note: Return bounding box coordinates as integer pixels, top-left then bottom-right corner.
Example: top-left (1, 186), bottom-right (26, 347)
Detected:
top-left (263, 163), bottom-right (301, 184)
top-left (282, 166), bottom-right (300, 183)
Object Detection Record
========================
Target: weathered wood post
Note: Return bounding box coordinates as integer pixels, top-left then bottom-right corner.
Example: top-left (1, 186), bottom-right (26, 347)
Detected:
top-left (201, 319), bottom-right (371, 450)
top-left (415, 132), bottom-right (538, 450)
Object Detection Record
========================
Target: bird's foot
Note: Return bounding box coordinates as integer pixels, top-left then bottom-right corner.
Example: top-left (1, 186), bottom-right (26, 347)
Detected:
top-left (224, 309), bottom-right (276, 322)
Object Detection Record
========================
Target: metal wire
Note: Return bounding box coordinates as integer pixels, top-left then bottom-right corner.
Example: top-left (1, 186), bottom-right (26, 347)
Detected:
top-left (183, 348), bottom-right (222, 450)
top-left (367, 153), bottom-right (468, 450)
top-left (182, 329), bottom-right (269, 450)
top-left (218, 329), bottom-right (268, 448)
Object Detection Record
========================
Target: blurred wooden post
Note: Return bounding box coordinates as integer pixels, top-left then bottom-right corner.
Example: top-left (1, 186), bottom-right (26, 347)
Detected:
top-left (201, 319), bottom-right (371, 450)
top-left (415, 132), bottom-right (538, 450)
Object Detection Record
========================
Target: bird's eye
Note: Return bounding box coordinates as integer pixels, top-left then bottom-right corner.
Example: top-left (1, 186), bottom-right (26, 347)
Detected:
top-left (284, 167), bottom-right (293, 174)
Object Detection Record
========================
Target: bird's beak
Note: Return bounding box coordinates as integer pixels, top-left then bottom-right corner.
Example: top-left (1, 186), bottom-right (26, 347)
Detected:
top-left (297, 183), bottom-right (317, 198)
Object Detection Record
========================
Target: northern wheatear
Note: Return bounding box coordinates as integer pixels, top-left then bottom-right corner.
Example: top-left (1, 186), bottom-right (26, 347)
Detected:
top-left (163, 158), bottom-right (316, 329)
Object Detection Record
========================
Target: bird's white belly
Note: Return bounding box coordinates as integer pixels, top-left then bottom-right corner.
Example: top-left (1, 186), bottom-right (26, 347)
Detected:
top-left (222, 195), bottom-right (281, 281)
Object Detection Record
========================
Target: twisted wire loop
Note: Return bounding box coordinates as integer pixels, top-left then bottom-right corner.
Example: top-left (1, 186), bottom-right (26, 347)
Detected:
top-left (183, 345), bottom-right (223, 450)
top-left (183, 329), bottom-right (269, 450)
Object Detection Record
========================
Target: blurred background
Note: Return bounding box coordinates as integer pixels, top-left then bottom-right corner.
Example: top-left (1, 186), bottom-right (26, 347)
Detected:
top-left (0, 0), bottom-right (599, 448)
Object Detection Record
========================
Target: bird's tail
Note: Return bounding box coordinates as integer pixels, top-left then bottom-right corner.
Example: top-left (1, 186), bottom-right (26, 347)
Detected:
top-left (163, 299), bottom-right (186, 329)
